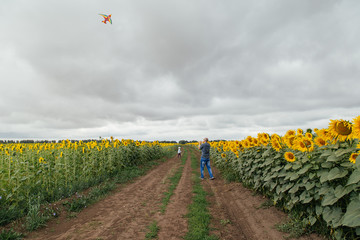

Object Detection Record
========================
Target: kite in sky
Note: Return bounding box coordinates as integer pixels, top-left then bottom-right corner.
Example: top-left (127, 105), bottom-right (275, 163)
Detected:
top-left (99, 14), bottom-right (112, 24)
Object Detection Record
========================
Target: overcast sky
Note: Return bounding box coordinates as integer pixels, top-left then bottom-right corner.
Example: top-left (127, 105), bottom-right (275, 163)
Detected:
top-left (0, 0), bottom-right (359, 141)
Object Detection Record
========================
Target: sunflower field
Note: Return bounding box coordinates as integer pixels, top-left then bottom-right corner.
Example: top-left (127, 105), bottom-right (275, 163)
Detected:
top-left (209, 116), bottom-right (360, 239)
top-left (0, 138), bottom-right (175, 226)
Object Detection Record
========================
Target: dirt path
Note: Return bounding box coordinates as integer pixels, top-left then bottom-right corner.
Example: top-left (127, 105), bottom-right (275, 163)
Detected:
top-left (26, 147), bottom-right (325, 240)
top-left (26, 155), bottom-right (184, 240)
top-left (156, 149), bottom-right (193, 240)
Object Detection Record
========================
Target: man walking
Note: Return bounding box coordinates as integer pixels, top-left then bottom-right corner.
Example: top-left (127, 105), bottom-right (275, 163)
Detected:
top-left (198, 138), bottom-right (215, 180)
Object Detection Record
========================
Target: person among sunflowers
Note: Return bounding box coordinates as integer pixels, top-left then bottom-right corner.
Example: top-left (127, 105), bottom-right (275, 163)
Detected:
top-left (198, 138), bottom-right (215, 180)
top-left (177, 146), bottom-right (182, 158)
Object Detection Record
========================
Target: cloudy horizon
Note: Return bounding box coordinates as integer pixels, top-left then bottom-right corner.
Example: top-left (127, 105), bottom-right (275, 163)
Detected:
top-left (1, 0), bottom-right (359, 141)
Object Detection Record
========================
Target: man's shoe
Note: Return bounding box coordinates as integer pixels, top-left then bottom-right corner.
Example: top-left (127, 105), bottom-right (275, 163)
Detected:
top-left (199, 177), bottom-right (204, 180)
top-left (210, 177), bottom-right (215, 180)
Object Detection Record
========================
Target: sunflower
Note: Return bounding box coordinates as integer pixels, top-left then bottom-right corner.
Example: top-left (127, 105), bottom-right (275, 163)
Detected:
top-left (285, 130), bottom-right (296, 137)
top-left (271, 133), bottom-right (281, 141)
top-left (349, 152), bottom-right (359, 164)
top-left (284, 136), bottom-right (295, 148)
top-left (304, 139), bottom-right (314, 152)
top-left (260, 138), bottom-right (269, 146)
top-left (221, 153), bottom-right (226, 158)
top-left (297, 129), bottom-right (303, 135)
top-left (328, 119), bottom-right (353, 141)
top-left (305, 132), bottom-right (313, 139)
top-left (284, 152), bottom-right (296, 162)
top-left (243, 140), bottom-right (250, 148)
top-left (295, 140), bottom-right (308, 152)
top-left (352, 115), bottom-right (360, 139)
top-left (314, 137), bottom-right (326, 147)
top-left (271, 139), bottom-right (282, 152)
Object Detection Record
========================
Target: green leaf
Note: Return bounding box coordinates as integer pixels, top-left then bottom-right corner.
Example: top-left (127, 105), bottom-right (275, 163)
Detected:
top-left (322, 206), bottom-right (343, 228)
top-left (334, 185), bottom-right (355, 199)
top-left (284, 164), bottom-right (292, 170)
top-left (321, 162), bottom-right (333, 168)
top-left (356, 155), bottom-right (360, 169)
top-left (305, 182), bottom-right (315, 190)
top-left (327, 154), bottom-right (339, 162)
top-left (270, 181), bottom-right (277, 191)
top-left (342, 197), bottom-right (360, 227)
top-left (289, 172), bottom-right (300, 181)
top-left (309, 215), bottom-right (317, 226)
top-left (291, 195), bottom-right (299, 204)
top-left (272, 166), bottom-right (282, 172)
top-left (318, 170), bottom-right (329, 183)
top-left (316, 205), bottom-right (323, 216)
top-left (298, 164), bottom-right (312, 175)
top-left (322, 188), bottom-right (339, 206)
top-left (347, 169), bottom-right (360, 186)
top-left (309, 172), bottom-right (316, 180)
top-left (327, 167), bottom-right (348, 181)
top-left (289, 184), bottom-right (300, 194)
top-left (341, 162), bottom-right (354, 168)
top-left (292, 163), bottom-right (302, 170)
top-left (282, 183), bottom-right (294, 193)
top-left (320, 150), bottom-right (332, 157)
top-left (335, 148), bottom-right (354, 157)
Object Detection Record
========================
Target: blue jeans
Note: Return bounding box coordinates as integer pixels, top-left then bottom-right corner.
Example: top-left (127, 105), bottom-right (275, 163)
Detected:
top-left (200, 157), bottom-right (214, 179)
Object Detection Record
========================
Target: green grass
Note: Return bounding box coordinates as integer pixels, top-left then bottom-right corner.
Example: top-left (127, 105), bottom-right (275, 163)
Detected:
top-left (184, 150), bottom-right (218, 240)
top-left (276, 218), bottom-right (307, 239)
top-left (0, 229), bottom-right (24, 240)
top-left (24, 199), bottom-right (49, 231)
top-left (145, 221), bottom-right (160, 239)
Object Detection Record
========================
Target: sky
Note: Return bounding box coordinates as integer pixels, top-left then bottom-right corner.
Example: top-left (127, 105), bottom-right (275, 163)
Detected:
top-left (0, 0), bottom-right (359, 141)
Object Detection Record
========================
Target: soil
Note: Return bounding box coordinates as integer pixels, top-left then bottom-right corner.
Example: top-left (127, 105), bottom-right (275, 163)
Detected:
top-left (24, 147), bottom-right (326, 240)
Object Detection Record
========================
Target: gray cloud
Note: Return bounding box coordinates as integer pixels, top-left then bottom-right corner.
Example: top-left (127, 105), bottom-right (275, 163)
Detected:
top-left (0, 0), bottom-right (359, 141)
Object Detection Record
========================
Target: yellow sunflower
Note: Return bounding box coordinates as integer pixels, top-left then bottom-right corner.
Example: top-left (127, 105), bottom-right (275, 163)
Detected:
top-left (349, 152), bottom-right (359, 164)
top-left (284, 136), bottom-right (295, 148)
top-left (305, 132), bottom-right (313, 139)
top-left (285, 130), bottom-right (296, 137)
top-left (221, 153), bottom-right (226, 158)
top-left (284, 152), bottom-right (296, 162)
top-left (271, 139), bottom-right (282, 152)
top-left (328, 119), bottom-right (353, 141)
top-left (304, 139), bottom-right (314, 152)
top-left (314, 137), bottom-right (326, 147)
top-left (295, 140), bottom-right (308, 152)
top-left (271, 133), bottom-right (281, 141)
top-left (352, 115), bottom-right (360, 139)
top-left (297, 128), bottom-right (303, 135)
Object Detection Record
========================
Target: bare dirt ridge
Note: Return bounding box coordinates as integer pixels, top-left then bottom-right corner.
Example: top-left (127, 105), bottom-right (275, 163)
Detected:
top-left (26, 148), bottom-right (325, 240)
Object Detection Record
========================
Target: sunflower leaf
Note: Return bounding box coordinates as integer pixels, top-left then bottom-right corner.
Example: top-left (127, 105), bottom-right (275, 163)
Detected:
top-left (327, 167), bottom-right (348, 181)
top-left (346, 169), bottom-right (360, 185)
top-left (342, 197), bottom-right (360, 227)
top-left (327, 154), bottom-right (339, 162)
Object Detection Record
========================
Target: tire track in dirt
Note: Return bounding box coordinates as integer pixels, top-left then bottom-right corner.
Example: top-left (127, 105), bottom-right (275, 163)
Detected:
top-left (26, 156), bottom-right (182, 240)
top-left (156, 148), bottom-right (193, 240)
